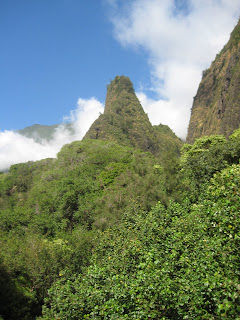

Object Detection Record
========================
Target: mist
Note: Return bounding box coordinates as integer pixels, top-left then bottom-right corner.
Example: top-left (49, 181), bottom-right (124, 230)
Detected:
top-left (0, 97), bottom-right (104, 172)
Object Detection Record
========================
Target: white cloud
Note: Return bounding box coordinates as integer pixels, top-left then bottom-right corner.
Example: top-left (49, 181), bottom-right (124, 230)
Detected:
top-left (137, 91), bottom-right (190, 138)
top-left (0, 97), bottom-right (104, 171)
top-left (69, 97), bottom-right (104, 139)
top-left (108, 0), bottom-right (240, 139)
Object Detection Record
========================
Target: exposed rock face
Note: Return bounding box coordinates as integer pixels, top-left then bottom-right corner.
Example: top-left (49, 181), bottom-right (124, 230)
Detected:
top-left (84, 76), bottom-right (182, 155)
top-left (187, 20), bottom-right (240, 143)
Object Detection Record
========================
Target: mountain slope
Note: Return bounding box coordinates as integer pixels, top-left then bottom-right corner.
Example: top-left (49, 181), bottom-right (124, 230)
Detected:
top-left (84, 75), bottom-right (182, 156)
top-left (187, 19), bottom-right (240, 143)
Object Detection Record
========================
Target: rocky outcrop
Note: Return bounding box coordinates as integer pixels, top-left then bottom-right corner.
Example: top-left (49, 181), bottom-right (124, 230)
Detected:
top-left (84, 76), bottom-right (182, 156)
top-left (187, 20), bottom-right (240, 143)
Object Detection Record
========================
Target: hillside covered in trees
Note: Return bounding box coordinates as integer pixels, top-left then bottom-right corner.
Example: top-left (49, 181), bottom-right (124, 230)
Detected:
top-left (1, 81), bottom-right (240, 319)
top-left (1, 21), bottom-right (240, 319)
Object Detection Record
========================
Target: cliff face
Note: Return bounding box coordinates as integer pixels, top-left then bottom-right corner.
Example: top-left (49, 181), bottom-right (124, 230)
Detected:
top-left (84, 76), bottom-right (182, 155)
top-left (187, 20), bottom-right (240, 143)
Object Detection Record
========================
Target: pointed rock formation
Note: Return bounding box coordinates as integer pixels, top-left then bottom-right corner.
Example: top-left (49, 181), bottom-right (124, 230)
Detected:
top-left (187, 20), bottom-right (240, 143)
top-left (84, 76), bottom-right (182, 155)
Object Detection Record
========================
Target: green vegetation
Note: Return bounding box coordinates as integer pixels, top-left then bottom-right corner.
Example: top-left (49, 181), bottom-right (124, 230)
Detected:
top-left (1, 129), bottom-right (240, 319)
top-left (40, 167), bottom-right (240, 319)
top-left (84, 76), bottom-right (182, 157)
top-left (0, 137), bottom-right (173, 319)
top-left (1, 75), bottom-right (240, 319)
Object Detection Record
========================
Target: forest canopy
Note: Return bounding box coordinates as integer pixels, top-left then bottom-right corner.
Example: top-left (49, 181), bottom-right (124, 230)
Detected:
top-left (0, 130), bottom-right (240, 319)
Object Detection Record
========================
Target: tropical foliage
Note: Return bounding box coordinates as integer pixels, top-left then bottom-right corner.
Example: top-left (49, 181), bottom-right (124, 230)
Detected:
top-left (0, 128), bottom-right (240, 319)
top-left (1, 71), bottom-right (240, 319)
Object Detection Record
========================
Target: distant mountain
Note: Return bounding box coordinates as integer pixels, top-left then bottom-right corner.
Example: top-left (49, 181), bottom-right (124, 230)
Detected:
top-left (84, 75), bottom-right (182, 156)
top-left (17, 123), bottom-right (74, 143)
top-left (187, 19), bottom-right (240, 143)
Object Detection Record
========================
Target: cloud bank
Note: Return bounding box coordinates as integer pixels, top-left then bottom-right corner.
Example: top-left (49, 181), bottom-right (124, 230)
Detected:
top-left (108, 0), bottom-right (240, 138)
top-left (0, 98), bottom-right (104, 172)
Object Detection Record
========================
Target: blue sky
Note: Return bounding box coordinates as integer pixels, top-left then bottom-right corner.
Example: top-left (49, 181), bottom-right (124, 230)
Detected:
top-left (0, 0), bottom-right (151, 130)
top-left (0, 0), bottom-right (240, 171)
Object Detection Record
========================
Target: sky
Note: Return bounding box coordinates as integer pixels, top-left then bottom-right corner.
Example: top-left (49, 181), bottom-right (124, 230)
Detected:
top-left (0, 0), bottom-right (240, 171)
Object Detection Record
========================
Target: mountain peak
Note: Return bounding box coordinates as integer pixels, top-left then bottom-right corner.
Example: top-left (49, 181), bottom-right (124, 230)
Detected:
top-left (84, 75), bottom-right (182, 156)
top-left (83, 75), bottom-right (155, 151)
top-left (104, 75), bottom-right (145, 117)
top-left (104, 76), bottom-right (135, 114)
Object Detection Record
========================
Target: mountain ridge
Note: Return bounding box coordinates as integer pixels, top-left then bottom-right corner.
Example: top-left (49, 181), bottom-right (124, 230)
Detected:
top-left (17, 123), bottom-right (74, 143)
top-left (187, 19), bottom-right (240, 143)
